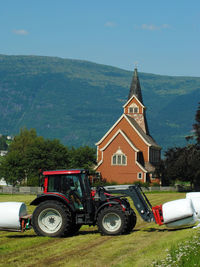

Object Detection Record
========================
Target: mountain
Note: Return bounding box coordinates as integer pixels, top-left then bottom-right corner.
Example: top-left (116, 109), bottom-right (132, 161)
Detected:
top-left (0, 54), bottom-right (200, 152)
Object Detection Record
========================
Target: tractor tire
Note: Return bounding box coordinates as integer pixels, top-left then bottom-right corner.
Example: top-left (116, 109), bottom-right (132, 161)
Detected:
top-left (32, 200), bottom-right (73, 237)
top-left (126, 208), bottom-right (137, 233)
top-left (97, 205), bottom-right (128, 236)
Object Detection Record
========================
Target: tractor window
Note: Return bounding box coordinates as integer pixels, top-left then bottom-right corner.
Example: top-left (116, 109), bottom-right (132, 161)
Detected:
top-left (47, 174), bottom-right (83, 198)
top-left (66, 175), bottom-right (82, 197)
top-left (81, 174), bottom-right (91, 196)
top-left (74, 176), bottom-right (82, 197)
top-left (48, 175), bottom-right (61, 192)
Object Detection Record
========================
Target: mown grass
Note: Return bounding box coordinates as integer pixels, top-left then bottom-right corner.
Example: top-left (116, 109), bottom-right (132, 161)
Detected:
top-left (0, 192), bottom-right (198, 267)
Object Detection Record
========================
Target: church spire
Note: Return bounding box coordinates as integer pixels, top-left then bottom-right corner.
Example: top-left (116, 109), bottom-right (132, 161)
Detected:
top-left (128, 68), bottom-right (143, 103)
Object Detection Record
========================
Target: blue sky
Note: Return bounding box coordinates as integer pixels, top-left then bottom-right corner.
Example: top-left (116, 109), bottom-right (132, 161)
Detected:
top-left (1, 0), bottom-right (200, 76)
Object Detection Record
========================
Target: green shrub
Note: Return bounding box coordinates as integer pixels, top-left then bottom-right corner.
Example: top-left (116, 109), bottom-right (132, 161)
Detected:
top-left (151, 182), bottom-right (160, 187)
top-left (133, 181), bottom-right (150, 188)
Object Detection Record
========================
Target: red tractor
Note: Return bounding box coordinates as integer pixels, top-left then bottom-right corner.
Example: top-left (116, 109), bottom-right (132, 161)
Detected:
top-left (30, 169), bottom-right (156, 237)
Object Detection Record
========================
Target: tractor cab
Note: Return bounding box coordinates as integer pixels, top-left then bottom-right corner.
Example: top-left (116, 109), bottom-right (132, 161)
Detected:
top-left (41, 170), bottom-right (91, 210)
top-left (30, 169), bottom-right (150, 237)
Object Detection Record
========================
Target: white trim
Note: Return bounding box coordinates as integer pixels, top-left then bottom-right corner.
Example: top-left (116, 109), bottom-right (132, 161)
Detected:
top-left (123, 95), bottom-right (145, 109)
top-left (96, 129), bottom-right (147, 173)
top-left (96, 145), bottom-right (99, 161)
top-left (100, 129), bottom-right (139, 152)
top-left (144, 173), bottom-right (146, 183)
top-left (96, 114), bottom-right (152, 147)
top-left (95, 114), bottom-right (124, 146)
top-left (128, 103), bottom-right (139, 114)
top-left (137, 172), bottom-right (143, 179)
top-left (124, 115), bottom-right (152, 146)
top-left (111, 152), bottom-right (127, 166)
top-left (136, 161), bottom-right (148, 173)
top-left (94, 159), bottom-right (102, 170)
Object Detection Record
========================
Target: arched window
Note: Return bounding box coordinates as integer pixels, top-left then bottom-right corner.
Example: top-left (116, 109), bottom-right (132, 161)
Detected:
top-left (128, 103), bottom-right (139, 113)
top-left (112, 148), bottom-right (127, 166)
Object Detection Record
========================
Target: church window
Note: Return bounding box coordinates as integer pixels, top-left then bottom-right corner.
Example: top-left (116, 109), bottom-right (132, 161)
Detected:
top-left (128, 103), bottom-right (139, 114)
top-left (122, 155), bottom-right (126, 165)
top-left (129, 107), bottom-right (134, 113)
top-left (112, 148), bottom-right (127, 166)
top-left (117, 155), bottom-right (121, 164)
top-left (150, 148), bottom-right (160, 163)
top-left (112, 155), bottom-right (117, 165)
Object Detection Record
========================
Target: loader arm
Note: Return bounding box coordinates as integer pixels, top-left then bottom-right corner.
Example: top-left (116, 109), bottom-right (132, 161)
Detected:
top-left (104, 184), bottom-right (155, 222)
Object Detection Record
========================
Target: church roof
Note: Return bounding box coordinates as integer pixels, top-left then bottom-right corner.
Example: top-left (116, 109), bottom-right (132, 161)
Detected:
top-left (125, 115), bottom-right (161, 149)
top-left (128, 68), bottom-right (143, 103)
top-left (96, 113), bottom-right (161, 149)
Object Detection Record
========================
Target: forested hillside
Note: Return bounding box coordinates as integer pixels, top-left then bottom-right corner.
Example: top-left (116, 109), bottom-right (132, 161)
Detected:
top-left (0, 54), bottom-right (200, 151)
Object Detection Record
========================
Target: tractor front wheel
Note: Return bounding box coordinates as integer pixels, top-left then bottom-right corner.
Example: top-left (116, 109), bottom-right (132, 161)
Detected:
top-left (32, 200), bottom-right (72, 237)
top-left (97, 206), bottom-right (128, 235)
top-left (126, 208), bottom-right (137, 233)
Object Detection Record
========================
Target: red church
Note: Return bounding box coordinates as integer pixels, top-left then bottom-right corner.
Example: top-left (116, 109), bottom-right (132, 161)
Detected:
top-left (95, 68), bottom-right (161, 184)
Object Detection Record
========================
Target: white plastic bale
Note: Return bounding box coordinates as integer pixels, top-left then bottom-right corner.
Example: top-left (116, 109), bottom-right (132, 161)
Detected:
top-left (0, 202), bottom-right (27, 230)
top-left (186, 192), bottom-right (200, 219)
top-left (162, 198), bottom-right (197, 227)
top-left (165, 214), bottom-right (197, 228)
top-left (186, 192), bottom-right (200, 199)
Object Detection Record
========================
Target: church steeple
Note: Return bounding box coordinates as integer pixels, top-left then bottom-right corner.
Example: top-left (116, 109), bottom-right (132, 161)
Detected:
top-left (124, 67), bottom-right (150, 135)
top-left (128, 68), bottom-right (143, 103)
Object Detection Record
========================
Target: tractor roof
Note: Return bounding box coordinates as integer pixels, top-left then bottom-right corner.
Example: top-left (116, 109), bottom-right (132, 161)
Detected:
top-left (43, 169), bottom-right (86, 176)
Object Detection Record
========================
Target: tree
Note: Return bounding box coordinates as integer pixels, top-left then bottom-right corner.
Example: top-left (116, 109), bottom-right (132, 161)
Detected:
top-left (25, 138), bottom-right (70, 183)
top-left (193, 102), bottom-right (200, 146)
top-left (0, 150), bottom-right (25, 186)
top-left (158, 103), bottom-right (200, 188)
top-left (9, 128), bottom-right (37, 153)
top-left (162, 144), bottom-right (200, 189)
top-left (0, 128), bottom-right (97, 186)
top-left (0, 135), bottom-right (8, 150)
top-left (69, 146), bottom-right (96, 171)
top-left (0, 128), bottom-right (70, 186)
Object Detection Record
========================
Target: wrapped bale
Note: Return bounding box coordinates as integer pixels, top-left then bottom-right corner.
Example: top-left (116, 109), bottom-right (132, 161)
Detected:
top-left (162, 199), bottom-right (197, 228)
top-left (0, 202), bottom-right (27, 230)
top-left (186, 192), bottom-right (200, 219)
top-left (186, 192), bottom-right (200, 198)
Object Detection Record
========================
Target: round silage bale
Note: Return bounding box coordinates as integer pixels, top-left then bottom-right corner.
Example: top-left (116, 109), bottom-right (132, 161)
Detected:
top-left (0, 202), bottom-right (27, 230)
top-left (162, 198), bottom-right (197, 228)
top-left (186, 192), bottom-right (200, 219)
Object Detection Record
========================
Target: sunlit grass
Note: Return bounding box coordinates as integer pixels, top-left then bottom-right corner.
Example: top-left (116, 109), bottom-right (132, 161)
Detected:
top-left (0, 192), bottom-right (197, 267)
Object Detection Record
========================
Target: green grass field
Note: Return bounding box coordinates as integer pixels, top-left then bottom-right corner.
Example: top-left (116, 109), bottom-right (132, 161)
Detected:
top-left (0, 192), bottom-right (199, 267)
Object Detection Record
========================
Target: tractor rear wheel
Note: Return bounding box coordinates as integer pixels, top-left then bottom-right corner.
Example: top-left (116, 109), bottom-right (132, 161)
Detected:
top-left (32, 200), bottom-right (72, 237)
top-left (97, 205), bottom-right (128, 235)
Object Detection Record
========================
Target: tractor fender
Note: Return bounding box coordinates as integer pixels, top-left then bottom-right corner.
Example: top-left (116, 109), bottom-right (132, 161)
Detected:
top-left (95, 201), bottom-right (124, 220)
top-left (30, 193), bottom-right (75, 212)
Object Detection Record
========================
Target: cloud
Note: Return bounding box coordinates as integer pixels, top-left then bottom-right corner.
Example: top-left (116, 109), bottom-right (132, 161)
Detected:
top-left (13, 29), bottom-right (29, 35)
top-left (135, 24), bottom-right (170, 31)
top-left (104, 21), bottom-right (116, 28)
